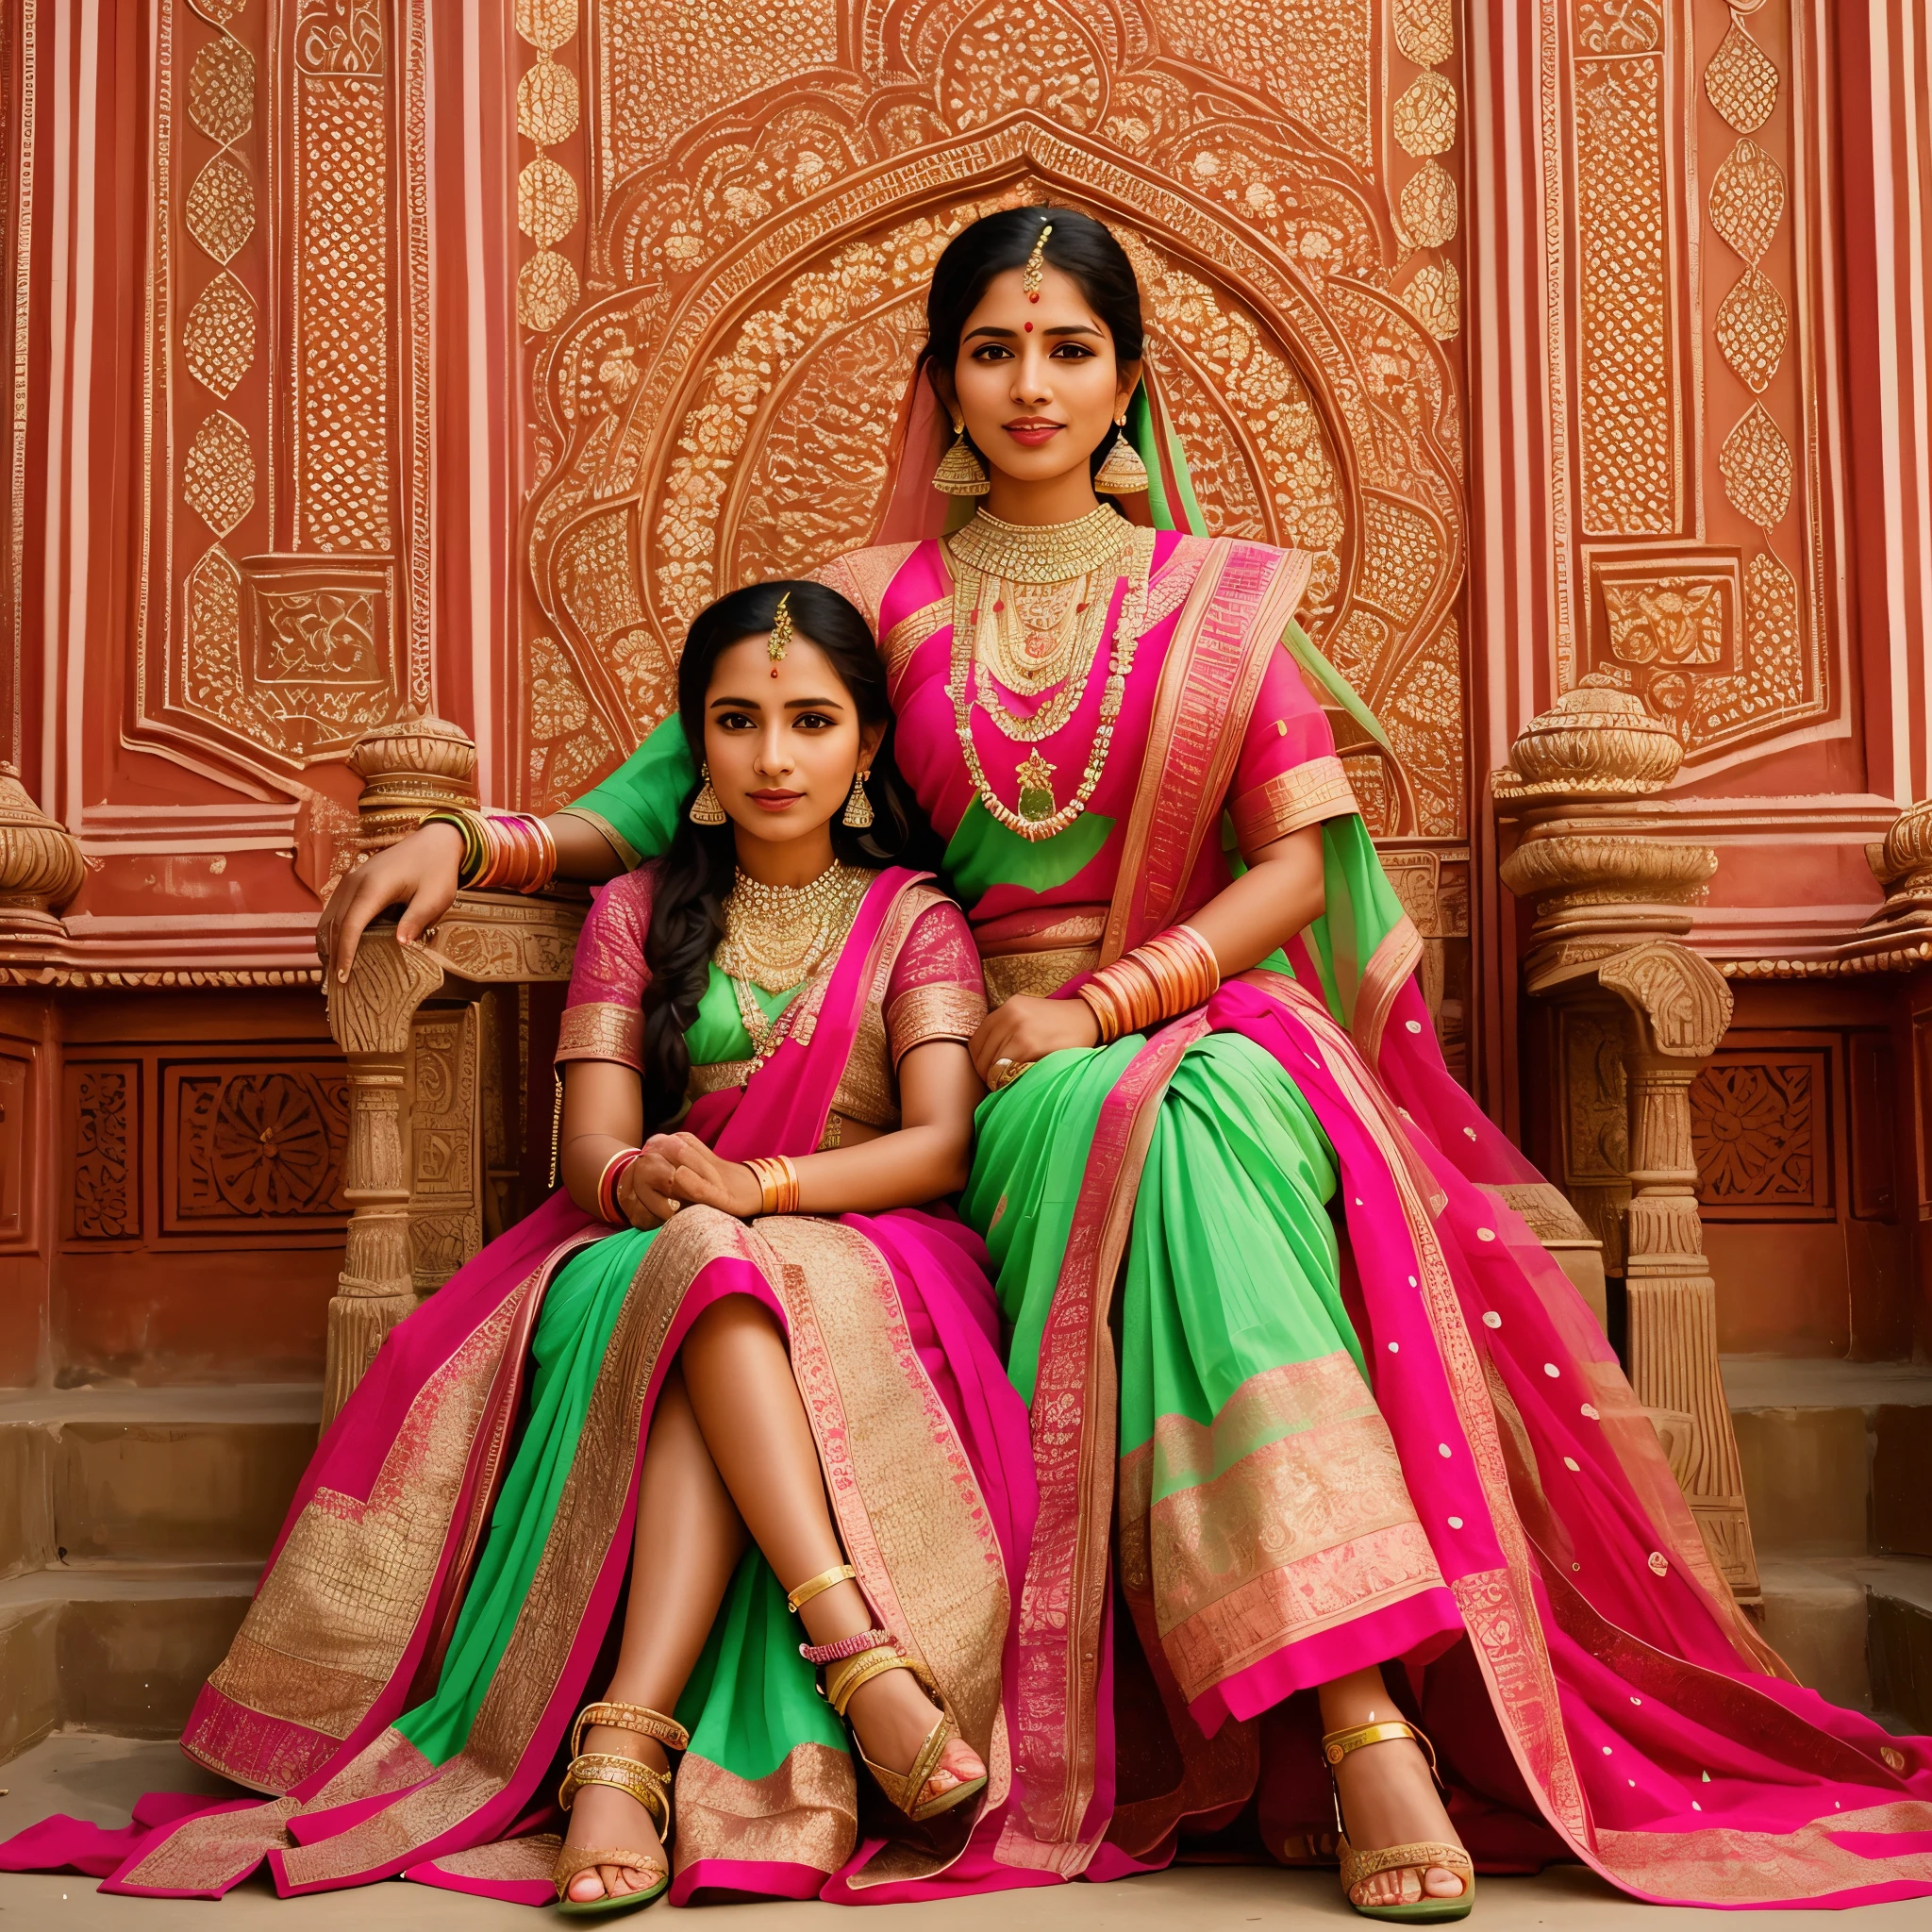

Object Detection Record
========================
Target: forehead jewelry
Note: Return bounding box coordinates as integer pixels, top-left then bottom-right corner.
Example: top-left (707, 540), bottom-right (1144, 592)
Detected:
top-left (768, 591), bottom-right (793, 678)
top-left (1023, 222), bottom-right (1054, 303)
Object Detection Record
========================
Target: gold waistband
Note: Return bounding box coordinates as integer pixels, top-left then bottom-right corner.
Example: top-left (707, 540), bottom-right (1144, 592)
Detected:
top-left (982, 946), bottom-right (1098, 1007)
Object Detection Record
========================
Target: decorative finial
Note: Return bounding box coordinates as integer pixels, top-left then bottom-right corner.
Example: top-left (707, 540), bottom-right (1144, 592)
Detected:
top-left (768, 591), bottom-right (793, 677)
top-left (1023, 221), bottom-right (1054, 302)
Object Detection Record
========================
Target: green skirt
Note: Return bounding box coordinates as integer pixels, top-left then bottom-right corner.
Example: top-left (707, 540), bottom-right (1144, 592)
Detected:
top-left (963, 1029), bottom-right (1364, 1459)
top-left (394, 1225), bottom-right (843, 1783)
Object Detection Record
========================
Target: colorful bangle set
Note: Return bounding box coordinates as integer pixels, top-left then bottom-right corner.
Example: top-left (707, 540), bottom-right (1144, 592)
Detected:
top-left (743, 1154), bottom-right (801, 1216)
top-left (421, 808), bottom-right (558, 895)
top-left (1077, 924), bottom-right (1220, 1044)
top-left (594, 1147), bottom-right (641, 1226)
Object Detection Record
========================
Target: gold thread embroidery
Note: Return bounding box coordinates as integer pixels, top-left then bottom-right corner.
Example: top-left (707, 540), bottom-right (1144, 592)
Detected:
top-left (1230, 755), bottom-right (1358, 853)
top-left (555, 1002), bottom-right (643, 1067)
top-left (885, 982), bottom-right (985, 1063)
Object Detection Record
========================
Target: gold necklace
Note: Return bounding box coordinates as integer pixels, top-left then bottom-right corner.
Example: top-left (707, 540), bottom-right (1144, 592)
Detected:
top-left (945, 527), bottom-right (1156, 840)
top-left (714, 861), bottom-right (870, 993)
top-left (946, 504), bottom-right (1132, 580)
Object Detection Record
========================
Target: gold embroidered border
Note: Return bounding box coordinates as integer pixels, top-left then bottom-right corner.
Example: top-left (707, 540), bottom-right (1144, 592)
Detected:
top-left (276, 1210), bottom-right (758, 1887)
top-left (688, 1058), bottom-right (752, 1098)
top-left (983, 947), bottom-right (1097, 1006)
top-left (886, 981), bottom-right (985, 1062)
top-left (673, 1744), bottom-right (858, 1880)
top-left (1127, 1353), bottom-right (1383, 1498)
top-left (1121, 1408), bottom-right (1440, 1635)
top-left (554, 805), bottom-right (641, 870)
top-left (883, 596), bottom-right (945, 682)
top-left (420, 1832), bottom-right (560, 1884)
top-left (1158, 1520), bottom-right (1446, 1705)
top-left (556, 1001), bottom-right (643, 1068)
top-left (197, 1290), bottom-right (533, 1746)
top-left (1230, 755), bottom-right (1357, 854)
top-left (810, 541), bottom-right (919, 636)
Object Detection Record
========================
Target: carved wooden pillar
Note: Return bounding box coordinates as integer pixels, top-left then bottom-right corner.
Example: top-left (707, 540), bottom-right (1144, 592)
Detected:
top-left (323, 931), bottom-right (445, 1423)
top-left (1601, 942), bottom-right (1756, 1593)
top-left (1497, 689), bottom-right (1760, 1597)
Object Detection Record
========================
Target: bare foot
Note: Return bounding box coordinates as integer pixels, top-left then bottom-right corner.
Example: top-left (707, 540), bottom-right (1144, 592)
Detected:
top-left (842, 1666), bottom-right (985, 1812)
top-left (1331, 1732), bottom-right (1466, 1908)
top-left (560, 1724), bottom-right (670, 1905)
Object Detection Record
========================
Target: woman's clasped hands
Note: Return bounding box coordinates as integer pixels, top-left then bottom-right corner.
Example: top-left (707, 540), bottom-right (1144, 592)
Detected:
top-left (615, 1132), bottom-right (766, 1227)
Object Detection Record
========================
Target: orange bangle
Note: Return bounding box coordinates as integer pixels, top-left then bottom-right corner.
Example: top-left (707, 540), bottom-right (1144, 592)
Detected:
top-left (743, 1155), bottom-right (800, 1217)
top-left (1077, 925), bottom-right (1220, 1043)
top-left (468, 811), bottom-right (558, 894)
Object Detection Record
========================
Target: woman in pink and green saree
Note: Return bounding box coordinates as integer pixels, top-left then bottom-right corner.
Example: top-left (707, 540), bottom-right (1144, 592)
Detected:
top-left (2, 583), bottom-right (1037, 1912)
top-left (307, 208), bottom-right (1932, 1916)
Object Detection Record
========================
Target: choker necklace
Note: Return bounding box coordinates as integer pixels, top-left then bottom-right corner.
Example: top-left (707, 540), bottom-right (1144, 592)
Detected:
top-left (946, 504), bottom-right (1132, 582)
top-left (715, 861), bottom-right (871, 994)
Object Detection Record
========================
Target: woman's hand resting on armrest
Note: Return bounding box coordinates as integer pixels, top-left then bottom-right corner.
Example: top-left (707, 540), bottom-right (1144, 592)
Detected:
top-left (316, 812), bottom-right (625, 985)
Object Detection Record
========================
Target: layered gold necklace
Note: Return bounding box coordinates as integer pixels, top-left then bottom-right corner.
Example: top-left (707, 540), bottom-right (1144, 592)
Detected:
top-left (944, 507), bottom-right (1156, 841)
top-left (715, 861), bottom-right (871, 994)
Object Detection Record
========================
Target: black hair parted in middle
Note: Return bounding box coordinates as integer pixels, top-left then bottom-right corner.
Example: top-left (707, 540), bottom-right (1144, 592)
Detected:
top-left (919, 206), bottom-right (1146, 483)
top-left (637, 579), bottom-right (941, 1133)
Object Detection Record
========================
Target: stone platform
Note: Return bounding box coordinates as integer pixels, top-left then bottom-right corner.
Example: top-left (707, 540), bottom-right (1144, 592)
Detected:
top-left (5, 1733), bottom-right (1929, 1931)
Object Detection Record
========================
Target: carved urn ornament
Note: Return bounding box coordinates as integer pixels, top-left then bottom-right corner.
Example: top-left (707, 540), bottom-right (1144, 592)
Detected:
top-left (0, 761), bottom-right (85, 941)
top-left (1494, 689), bottom-right (1717, 991)
top-left (347, 713), bottom-right (481, 855)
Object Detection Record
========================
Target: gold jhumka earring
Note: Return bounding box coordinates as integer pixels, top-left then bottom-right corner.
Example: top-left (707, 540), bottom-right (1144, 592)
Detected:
top-left (841, 769), bottom-right (874, 829)
top-left (1094, 414), bottom-right (1151, 494)
top-left (933, 419), bottom-right (991, 496)
top-left (689, 765), bottom-right (727, 824)
top-left (767, 591), bottom-right (793, 678)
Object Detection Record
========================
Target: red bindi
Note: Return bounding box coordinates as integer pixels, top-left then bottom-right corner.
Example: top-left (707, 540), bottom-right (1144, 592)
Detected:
top-left (1024, 321), bottom-right (1033, 331)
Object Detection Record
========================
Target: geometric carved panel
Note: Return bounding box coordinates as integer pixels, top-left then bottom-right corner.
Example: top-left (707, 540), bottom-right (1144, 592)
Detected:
top-left (1691, 1048), bottom-right (1832, 1219)
top-left (164, 1061), bottom-right (349, 1233)
top-left (0, 1050), bottom-right (27, 1244)
top-left (408, 1004), bottom-right (483, 1293)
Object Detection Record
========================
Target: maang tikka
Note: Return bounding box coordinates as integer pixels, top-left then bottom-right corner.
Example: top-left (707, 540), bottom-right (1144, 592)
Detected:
top-left (1022, 221), bottom-right (1054, 301)
top-left (767, 591), bottom-right (793, 678)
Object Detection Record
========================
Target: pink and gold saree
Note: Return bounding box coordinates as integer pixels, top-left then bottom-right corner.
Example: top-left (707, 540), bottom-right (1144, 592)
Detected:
top-left (3, 864), bottom-right (1040, 1907)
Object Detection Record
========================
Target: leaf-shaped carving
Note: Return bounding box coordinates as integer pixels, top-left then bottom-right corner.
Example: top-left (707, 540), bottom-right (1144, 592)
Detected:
top-left (1708, 139), bottom-right (1785, 262)
top-left (183, 410), bottom-right (257, 537)
top-left (1393, 0), bottom-right (1453, 66)
top-left (1718, 405), bottom-right (1793, 528)
top-left (1714, 268), bottom-right (1788, 393)
top-left (1399, 159), bottom-right (1457, 248)
top-left (187, 36), bottom-right (254, 144)
top-left (1391, 73), bottom-right (1457, 158)
top-left (518, 154), bottom-right (580, 248)
top-left (1404, 262), bottom-right (1460, 341)
top-left (183, 273), bottom-right (257, 398)
top-left (185, 157), bottom-right (256, 264)
top-left (517, 53), bottom-right (579, 145)
top-left (1705, 21), bottom-right (1779, 134)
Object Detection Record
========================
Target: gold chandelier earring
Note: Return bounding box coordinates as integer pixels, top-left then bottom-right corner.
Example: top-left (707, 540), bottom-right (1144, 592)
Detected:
top-left (841, 767), bottom-right (874, 829)
top-left (690, 764), bottom-right (727, 825)
top-left (1093, 416), bottom-right (1150, 494)
top-left (933, 420), bottom-right (991, 497)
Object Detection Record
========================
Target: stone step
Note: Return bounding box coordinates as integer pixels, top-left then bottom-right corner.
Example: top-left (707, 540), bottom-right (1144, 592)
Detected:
top-left (1724, 1357), bottom-right (1932, 1558)
top-left (0, 1559), bottom-right (258, 1764)
top-left (0, 1383), bottom-right (319, 1576)
top-left (1750, 1554), bottom-right (1932, 1731)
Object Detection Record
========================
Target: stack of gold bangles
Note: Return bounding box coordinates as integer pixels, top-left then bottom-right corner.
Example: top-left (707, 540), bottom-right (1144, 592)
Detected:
top-left (1077, 924), bottom-right (1220, 1043)
top-left (420, 807), bottom-right (559, 895)
top-left (743, 1154), bottom-right (801, 1216)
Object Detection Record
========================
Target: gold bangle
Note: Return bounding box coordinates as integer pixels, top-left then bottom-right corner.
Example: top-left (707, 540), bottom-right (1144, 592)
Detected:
top-left (785, 1562), bottom-right (857, 1614)
top-left (744, 1154), bottom-right (800, 1217)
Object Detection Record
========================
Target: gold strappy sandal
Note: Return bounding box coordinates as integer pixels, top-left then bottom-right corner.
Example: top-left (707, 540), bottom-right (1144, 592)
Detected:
top-left (553, 1700), bottom-right (689, 1917)
top-left (1322, 1719), bottom-right (1474, 1924)
top-left (788, 1563), bottom-right (986, 1824)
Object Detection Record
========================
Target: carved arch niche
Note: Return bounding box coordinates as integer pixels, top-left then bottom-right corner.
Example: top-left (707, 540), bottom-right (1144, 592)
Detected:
top-left (516, 0), bottom-right (1471, 841)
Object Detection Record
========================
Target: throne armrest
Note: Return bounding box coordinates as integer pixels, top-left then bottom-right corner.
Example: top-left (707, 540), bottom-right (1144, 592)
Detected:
top-left (320, 887), bottom-right (588, 1425)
